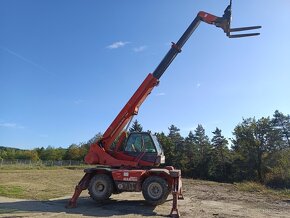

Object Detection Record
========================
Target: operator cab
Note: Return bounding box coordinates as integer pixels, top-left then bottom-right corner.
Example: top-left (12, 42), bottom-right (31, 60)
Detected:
top-left (122, 132), bottom-right (165, 165)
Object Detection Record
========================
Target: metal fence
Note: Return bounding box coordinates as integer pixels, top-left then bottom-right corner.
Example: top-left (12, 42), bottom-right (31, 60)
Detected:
top-left (0, 159), bottom-right (84, 167)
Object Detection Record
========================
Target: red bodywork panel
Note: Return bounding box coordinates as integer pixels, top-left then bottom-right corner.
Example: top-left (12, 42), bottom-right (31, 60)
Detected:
top-left (198, 11), bottom-right (218, 24)
top-left (84, 144), bottom-right (139, 167)
top-left (112, 169), bottom-right (147, 192)
top-left (85, 73), bottom-right (158, 166)
top-left (112, 170), bottom-right (146, 182)
top-left (84, 142), bottom-right (158, 167)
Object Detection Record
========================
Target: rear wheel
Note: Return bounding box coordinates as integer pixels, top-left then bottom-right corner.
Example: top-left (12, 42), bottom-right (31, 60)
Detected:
top-left (142, 176), bottom-right (170, 206)
top-left (88, 174), bottom-right (113, 201)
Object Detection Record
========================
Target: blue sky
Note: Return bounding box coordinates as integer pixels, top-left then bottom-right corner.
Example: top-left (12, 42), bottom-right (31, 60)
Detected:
top-left (1, 0), bottom-right (289, 149)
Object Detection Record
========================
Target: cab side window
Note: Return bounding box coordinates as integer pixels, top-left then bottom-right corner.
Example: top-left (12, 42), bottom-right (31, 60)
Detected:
top-left (125, 134), bottom-right (142, 152)
top-left (143, 135), bottom-right (156, 153)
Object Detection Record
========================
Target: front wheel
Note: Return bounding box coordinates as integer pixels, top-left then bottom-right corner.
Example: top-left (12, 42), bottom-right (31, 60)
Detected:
top-left (88, 174), bottom-right (113, 201)
top-left (142, 176), bottom-right (170, 206)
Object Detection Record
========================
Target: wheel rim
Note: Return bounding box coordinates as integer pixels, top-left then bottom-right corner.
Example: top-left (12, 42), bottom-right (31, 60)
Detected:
top-left (95, 182), bottom-right (105, 193)
top-left (147, 182), bottom-right (163, 199)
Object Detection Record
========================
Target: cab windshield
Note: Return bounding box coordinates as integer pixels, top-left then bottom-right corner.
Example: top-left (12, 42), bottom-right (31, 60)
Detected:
top-left (124, 133), bottom-right (157, 153)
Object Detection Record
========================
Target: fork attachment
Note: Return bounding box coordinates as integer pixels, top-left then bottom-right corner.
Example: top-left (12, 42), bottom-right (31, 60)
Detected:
top-left (227, 26), bottom-right (261, 38)
top-left (216, 0), bottom-right (261, 38)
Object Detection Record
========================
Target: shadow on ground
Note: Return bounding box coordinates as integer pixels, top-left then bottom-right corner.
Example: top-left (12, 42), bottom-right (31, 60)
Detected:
top-left (0, 197), bottom-right (171, 217)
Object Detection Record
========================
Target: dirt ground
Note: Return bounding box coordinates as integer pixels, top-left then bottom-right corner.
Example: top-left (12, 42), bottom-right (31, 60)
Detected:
top-left (0, 179), bottom-right (289, 218)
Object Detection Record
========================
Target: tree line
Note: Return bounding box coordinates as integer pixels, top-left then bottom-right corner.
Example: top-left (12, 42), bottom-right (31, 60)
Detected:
top-left (156, 110), bottom-right (290, 188)
top-left (1, 110), bottom-right (289, 188)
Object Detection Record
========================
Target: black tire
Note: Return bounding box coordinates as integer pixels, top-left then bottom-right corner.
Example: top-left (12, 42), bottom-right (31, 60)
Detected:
top-left (142, 176), bottom-right (170, 206)
top-left (88, 174), bottom-right (113, 201)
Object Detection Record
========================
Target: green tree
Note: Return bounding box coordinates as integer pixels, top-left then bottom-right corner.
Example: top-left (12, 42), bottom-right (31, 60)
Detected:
top-left (65, 144), bottom-right (82, 160)
top-left (5, 149), bottom-right (17, 160)
top-left (156, 132), bottom-right (175, 166)
top-left (168, 125), bottom-right (183, 148)
top-left (232, 117), bottom-right (281, 182)
top-left (264, 148), bottom-right (290, 188)
top-left (272, 110), bottom-right (290, 148)
top-left (17, 150), bottom-right (40, 161)
top-left (167, 125), bottom-right (186, 169)
top-left (0, 150), bottom-right (8, 160)
top-left (35, 147), bottom-right (45, 160)
top-left (79, 142), bottom-right (90, 160)
top-left (129, 120), bottom-right (143, 132)
top-left (184, 131), bottom-right (198, 177)
top-left (193, 124), bottom-right (212, 179)
top-left (40, 146), bottom-right (64, 161)
top-left (209, 128), bottom-right (231, 181)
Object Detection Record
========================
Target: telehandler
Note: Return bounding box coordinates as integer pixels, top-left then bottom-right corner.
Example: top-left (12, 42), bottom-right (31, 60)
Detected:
top-left (67, 1), bottom-right (260, 217)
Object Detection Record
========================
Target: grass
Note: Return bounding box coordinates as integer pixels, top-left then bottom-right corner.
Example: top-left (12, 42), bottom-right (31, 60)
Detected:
top-left (0, 208), bottom-right (19, 214)
top-left (235, 181), bottom-right (290, 199)
top-left (0, 167), bottom-right (86, 200)
top-left (0, 185), bottom-right (25, 198)
top-left (0, 164), bottom-right (89, 170)
top-left (1, 166), bottom-right (289, 201)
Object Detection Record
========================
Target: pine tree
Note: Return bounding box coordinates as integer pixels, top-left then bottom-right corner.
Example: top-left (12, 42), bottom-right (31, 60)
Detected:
top-left (129, 120), bottom-right (143, 133)
top-left (184, 131), bottom-right (198, 177)
top-left (193, 124), bottom-right (212, 179)
top-left (167, 125), bottom-right (185, 169)
top-left (210, 128), bottom-right (230, 181)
